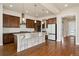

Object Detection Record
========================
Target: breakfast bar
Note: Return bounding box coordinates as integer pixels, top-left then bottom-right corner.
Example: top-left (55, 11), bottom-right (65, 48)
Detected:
top-left (14, 32), bottom-right (45, 52)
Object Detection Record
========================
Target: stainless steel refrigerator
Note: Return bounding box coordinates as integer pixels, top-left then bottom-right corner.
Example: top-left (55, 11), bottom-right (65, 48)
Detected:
top-left (47, 24), bottom-right (57, 40)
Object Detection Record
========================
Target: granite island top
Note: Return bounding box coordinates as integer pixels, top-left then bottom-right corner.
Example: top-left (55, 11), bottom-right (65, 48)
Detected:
top-left (3, 31), bottom-right (43, 34)
top-left (3, 31), bottom-right (32, 34)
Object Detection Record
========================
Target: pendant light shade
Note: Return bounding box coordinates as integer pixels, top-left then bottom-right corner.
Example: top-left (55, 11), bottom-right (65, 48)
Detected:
top-left (34, 20), bottom-right (37, 23)
top-left (21, 4), bottom-right (25, 24)
top-left (22, 13), bottom-right (25, 23)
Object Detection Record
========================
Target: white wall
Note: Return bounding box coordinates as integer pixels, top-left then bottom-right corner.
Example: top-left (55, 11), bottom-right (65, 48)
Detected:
top-left (0, 4), bottom-right (3, 45)
top-left (63, 19), bottom-right (69, 37)
top-left (3, 9), bottom-right (21, 17)
top-left (76, 13), bottom-right (79, 45)
top-left (56, 7), bottom-right (78, 44)
top-left (68, 20), bottom-right (76, 36)
top-left (63, 18), bottom-right (76, 37)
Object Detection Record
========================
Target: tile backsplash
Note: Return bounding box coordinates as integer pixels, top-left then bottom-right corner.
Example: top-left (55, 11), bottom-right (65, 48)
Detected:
top-left (3, 28), bottom-right (34, 33)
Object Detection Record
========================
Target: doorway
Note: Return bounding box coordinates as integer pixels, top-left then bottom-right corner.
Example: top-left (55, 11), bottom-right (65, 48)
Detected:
top-left (62, 16), bottom-right (76, 45)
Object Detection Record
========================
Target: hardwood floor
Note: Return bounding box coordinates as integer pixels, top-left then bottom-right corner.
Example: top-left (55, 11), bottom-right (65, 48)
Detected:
top-left (0, 43), bottom-right (17, 56)
top-left (0, 37), bottom-right (79, 56)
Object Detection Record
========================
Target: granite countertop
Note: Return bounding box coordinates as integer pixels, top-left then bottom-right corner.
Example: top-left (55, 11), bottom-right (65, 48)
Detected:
top-left (3, 31), bottom-right (42, 34)
top-left (3, 31), bottom-right (32, 34)
top-left (14, 31), bottom-right (32, 34)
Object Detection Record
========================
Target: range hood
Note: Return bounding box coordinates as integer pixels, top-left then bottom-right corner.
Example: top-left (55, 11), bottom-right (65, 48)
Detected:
top-left (20, 12), bottom-right (26, 27)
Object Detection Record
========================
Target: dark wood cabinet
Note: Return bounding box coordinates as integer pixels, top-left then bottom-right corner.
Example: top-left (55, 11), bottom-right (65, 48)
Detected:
top-left (3, 14), bottom-right (20, 28)
top-left (48, 18), bottom-right (56, 24)
top-left (26, 19), bottom-right (41, 31)
top-left (3, 34), bottom-right (14, 44)
top-left (35, 20), bottom-right (41, 32)
top-left (42, 23), bottom-right (45, 28)
top-left (3, 14), bottom-right (9, 27)
top-left (46, 20), bottom-right (48, 28)
top-left (26, 19), bottom-right (35, 28)
top-left (46, 18), bottom-right (56, 28)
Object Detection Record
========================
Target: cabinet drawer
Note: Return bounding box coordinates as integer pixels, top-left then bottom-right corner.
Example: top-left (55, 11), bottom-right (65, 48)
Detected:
top-left (3, 34), bottom-right (14, 44)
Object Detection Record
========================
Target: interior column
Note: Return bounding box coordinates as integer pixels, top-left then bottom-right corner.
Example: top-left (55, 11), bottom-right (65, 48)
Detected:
top-left (0, 4), bottom-right (3, 45)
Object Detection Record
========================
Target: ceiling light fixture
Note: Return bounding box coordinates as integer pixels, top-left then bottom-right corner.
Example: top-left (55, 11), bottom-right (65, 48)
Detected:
top-left (42, 20), bottom-right (45, 24)
top-left (46, 11), bottom-right (49, 13)
top-left (21, 4), bottom-right (25, 24)
top-left (26, 10), bottom-right (28, 13)
top-left (64, 4), bottom-right (68, 7)
top-left (9, 5), bottom-right (13, 7)
top-left (34, 4), bottom-right (38, 23)
top-left (34, 20), bottom-right (37, 23)
top-left (21, 13), bottom-right (25, 24)
top-left (42, 21), bottom-right (44, 24)
top-left (34, 4), bottom-right (38, 17)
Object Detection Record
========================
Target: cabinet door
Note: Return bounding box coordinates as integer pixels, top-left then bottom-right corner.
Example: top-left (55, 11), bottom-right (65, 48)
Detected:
top-left (26, 19), bottom-right (35, 28)
top-left (8, 15), bottom-right (13, 27)
top-left (34, 21), bottom-right (41, 32)
top-left (48, 18), bottom-right (56, 24)
top-left (31, 20), bottom-right (34, 28)
top-left (3, 14), bottom-right (9, 27)
top-left (46, 20), bottom-right (48, 28)
top-left (3, 14), bottom-right (20, 28)
top-left (10, 16), bottom-right (20, 27)
top-left (3, 34), bottom-right (14, 44)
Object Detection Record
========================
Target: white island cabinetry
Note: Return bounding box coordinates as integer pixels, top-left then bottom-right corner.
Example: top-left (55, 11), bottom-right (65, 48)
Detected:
top-left (14, 32), bottom-right (45, 52)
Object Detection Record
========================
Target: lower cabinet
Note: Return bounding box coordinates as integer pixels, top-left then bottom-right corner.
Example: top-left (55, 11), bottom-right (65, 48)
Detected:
top-left (16, 33), bottom-right (45, 52)
top-left (27, 36), bottom-right (45, 48)
top-left (3, 34), bottom-right (14, 44)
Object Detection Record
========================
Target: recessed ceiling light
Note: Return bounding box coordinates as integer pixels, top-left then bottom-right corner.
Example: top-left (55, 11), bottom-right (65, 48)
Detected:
top-left (64, 4), bottom-right (68, 7)
top-left (26, 10), bottom-right (28, 13)
top-left (46, 11), bottom-right (49, 13)
top-left (9, 5), bottom-right (13, 7)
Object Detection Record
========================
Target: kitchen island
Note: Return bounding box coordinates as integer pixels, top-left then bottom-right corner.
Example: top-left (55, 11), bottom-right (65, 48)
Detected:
top-left (14, 32), bottom-right (45, 52)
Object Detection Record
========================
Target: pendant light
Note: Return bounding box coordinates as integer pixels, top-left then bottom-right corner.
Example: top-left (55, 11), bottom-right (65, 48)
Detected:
top-left (22, 13), bottom-right (25, 23)
top-left (34, 4), bottom-right (37, 23)
top-left (42, 21), bottom-right (44, 24)
top-left (21, 4), bottom-right (25, 24)
top-left (34, 20), bottom-right (37, 23)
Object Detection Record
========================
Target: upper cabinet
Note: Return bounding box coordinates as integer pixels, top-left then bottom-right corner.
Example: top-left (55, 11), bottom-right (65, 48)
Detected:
top-left (26, 19), bottom-right (41, 32)
top-left (35, 20), bottom-right (41, 32)
top-left (47, 18), bottom-right (57, 24)
top-left (3, 14), bottom-right (20, 28)
top-left (46, 20), bottom-right (48, 28)
top-left (26, 19), bottom-right (35, 28)
top-left (46, 18), bottom-right (57, 28)
top-left (42, 23), bottom-right (45, 28)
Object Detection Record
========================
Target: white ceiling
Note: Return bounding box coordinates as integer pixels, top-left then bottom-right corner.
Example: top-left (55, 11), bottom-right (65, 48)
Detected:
top-left (52, 3), bottom-right (79, 11)
top-left (3, 3), bottom-right (79, 18)
top-left (3, 3), bottom-right (54, 18)
top-left (63, 16), bottom-right (75, 21)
